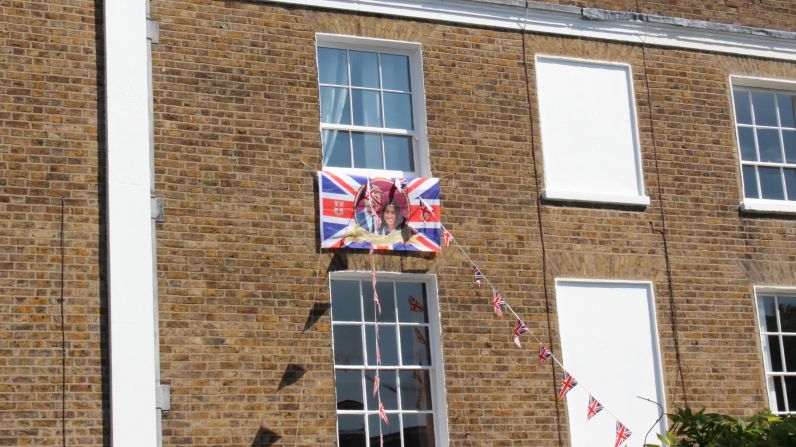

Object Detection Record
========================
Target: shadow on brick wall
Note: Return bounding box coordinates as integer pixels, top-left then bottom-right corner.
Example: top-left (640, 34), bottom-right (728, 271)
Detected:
top-left (251, 426), bottom-right (281, 446)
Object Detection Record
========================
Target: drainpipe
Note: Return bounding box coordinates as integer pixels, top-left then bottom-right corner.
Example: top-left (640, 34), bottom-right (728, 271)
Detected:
top-left (104, 1), bottom-right (162, 445)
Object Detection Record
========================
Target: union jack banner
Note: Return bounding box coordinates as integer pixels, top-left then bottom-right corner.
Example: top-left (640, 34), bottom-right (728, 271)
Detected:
top-left (408, 296), bottom-right (425, 313)
top-left (442, 229), bottom-right (453, 247)
top-left (513, 319), bottom-right (528, 348)
top-left (614, 421), bottom-right (632, 447)
top-left (586, 395), bottom-right (604, 421)
top-left (492, 290), bottom-right (506, 317)
top-left (473, 266), bottom-right (484, 287)
top-left (538, 344), bottom-right (552, 364)
top-left (378, 401), bottom-right (390, 425)
top-left (319, 172), bottom-right (442, 251)
top-left (558, 371), bottom-right (578, 400)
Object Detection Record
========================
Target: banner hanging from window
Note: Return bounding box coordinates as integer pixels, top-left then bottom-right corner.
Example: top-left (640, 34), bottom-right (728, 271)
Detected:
top-left (318, 171), bottom-right (442, 252)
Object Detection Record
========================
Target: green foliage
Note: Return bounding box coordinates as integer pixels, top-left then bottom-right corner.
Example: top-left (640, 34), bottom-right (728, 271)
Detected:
top-left (644, 408), bottom-right (796, 447)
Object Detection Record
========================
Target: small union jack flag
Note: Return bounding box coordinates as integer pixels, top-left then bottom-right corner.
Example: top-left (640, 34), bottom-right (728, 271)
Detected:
top-left (408, 296), bottom-right (425, 313)
top-left (373, 371), bottom-right (380, 397)
top-left (513, 319), bottom-right (528, 348)
top-left (442, 229), bottom-right (453, 247)
top-left (538, 344), bottom-right (552, 364)
top-left (473, 266), bottom-right (484, 287)
top-left (378, 401), bottom-right (390, 425)
top-left (492, 290), bottom-right (506, 317)
top-left (614, 421), bottom-right (631, 447)
top-left (586, 395), bottom-right (604, 421)
top-left (375, 330), bottom-right (382, 365)
top-left (558, 371), bottom-right (578, 400)
top-left (394, 177), bottom-right (408, 190)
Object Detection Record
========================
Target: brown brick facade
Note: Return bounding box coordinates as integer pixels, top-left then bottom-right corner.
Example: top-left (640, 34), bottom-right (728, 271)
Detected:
top-left (3, 0), bottom-right (796, 446)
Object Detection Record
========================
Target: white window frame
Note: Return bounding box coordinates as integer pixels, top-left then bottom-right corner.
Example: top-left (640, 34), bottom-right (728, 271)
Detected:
top-left (328, 271), bottom-right (449, 446)
top-left (315, 34), bottom-right (431, 178)
top-left (535, 55), bottom-right (650, 207)
top-left (554, 278), bottom-right (667, 446)
top-left (731, 75), bottom-right (796, 214)
top-left (753, 285), bottom-right (796, 414)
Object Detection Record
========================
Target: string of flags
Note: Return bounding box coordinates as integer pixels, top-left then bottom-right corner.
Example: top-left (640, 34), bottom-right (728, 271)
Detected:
top-left (352, 177), bottom-right (637, 447)
top-left (435, 206), bottom-right (636, 447)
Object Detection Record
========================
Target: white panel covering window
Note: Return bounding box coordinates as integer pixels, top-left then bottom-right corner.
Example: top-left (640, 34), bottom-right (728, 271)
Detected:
top-left (316, 34), bottom-right (429, 178)
top-left (732, 77), bottom-right (796, 214)
top-left (555, 280), bottom-right (665, 446)
top-left (329, 273), bottom-right (448, 446)
top-left (536, 57), bottom-right (649, 206)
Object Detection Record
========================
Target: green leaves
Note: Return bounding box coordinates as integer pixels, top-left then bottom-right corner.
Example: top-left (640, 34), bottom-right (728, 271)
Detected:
top-left (644, 408), bottom-right (795, 447)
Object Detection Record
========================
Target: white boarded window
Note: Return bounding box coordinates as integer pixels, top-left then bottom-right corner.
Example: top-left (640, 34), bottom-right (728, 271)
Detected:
top-left (555, 280), bottom-right (665, 446)
top-left (536, 57), bottom-right (649, 206)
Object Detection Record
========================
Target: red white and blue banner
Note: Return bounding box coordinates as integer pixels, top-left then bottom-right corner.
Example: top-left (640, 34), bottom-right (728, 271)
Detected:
top-left (318, 171), bottom-right (442, 251)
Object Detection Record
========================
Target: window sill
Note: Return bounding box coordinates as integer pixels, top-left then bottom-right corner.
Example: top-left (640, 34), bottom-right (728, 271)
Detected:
top-left (740, 199), bottom-right (796, 214)
top-left (542, 190), bottom-right (650, 208)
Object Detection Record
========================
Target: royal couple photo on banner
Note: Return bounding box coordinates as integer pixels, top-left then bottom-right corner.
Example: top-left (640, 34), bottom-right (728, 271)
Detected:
top-left (355, 181), bottom-right (409, 237)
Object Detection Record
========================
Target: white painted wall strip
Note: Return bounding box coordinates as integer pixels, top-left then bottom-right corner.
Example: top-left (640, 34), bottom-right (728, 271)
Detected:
top-left (104, 1), bottom-right (159, 445)
top-left (262, 0), bottom-right (796, 62)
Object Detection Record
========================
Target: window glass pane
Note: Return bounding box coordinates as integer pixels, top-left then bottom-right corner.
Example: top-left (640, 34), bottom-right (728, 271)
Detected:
top-left (351, 90), bottom-right (382, 127)
top-left (320, 87), bottom-right (351, 125)
top-left (383, 93), bottom-right (414, 130)
top-left (396, 283), bottom-right (428, 323)
top-left (757, 128), bottom-right (783, 163)
top-left (778, 297), bottom-right (796, 332)
top-left (323, 130), bottom-right (352, 168)
top-left (399, 370), bottom-right (432, 410)
top-left (759, 167), bottom-right (785, 200)
top-left (785, 169), bottom-right (796, 201)
top-left (352, 133), bottom-right (383, 169)
top-left (331, 280), bottom-right (361, 322)
top-left (733, 89), bottom-right (753, 125)
top-left (336, 369), bottom-right (364, 410)
top-left (400, 326), bottom-right (431, 366)
top-left (368, 413), bottom-right (402, 447)
top-left (770, 335), bottom-right (784, 372)
top-left (784, 337), bottom-right (796, 372)
top-left (338, 414), bottom-right (366, 447)
top-left (786, 376), bottom-right (796, 412)
top-left (742, 166), bottom-right (759, 199)
top-left (364, 282), bottom-right (396, 323)
top-left (773, 377), bottom-right (786, 412)
top-left (738, 127), bottom-right (757, 162)
top-left (402, 413), bottom-right (435, 447)
top-left (753, 91), bottom-right (778, 126)
top-left (318, 48), bottom-right (348, 85)
top-left (334, 325), bottom-right (363, 365)
top-left (778, 93), bottom-right (796, 128)
top-left (784, 130), bottom-right (796, 163)
top-left (366, 325), bottom-right (399, 367)
top-left (349, 51), bottom-right (379, 88)
top-left (366, 370), bottom-right (398, 410)
top-left (760, 296), bottom-right (778, 332)
top-left (384, 135), bottom-right (414, 173)
top-left (381, 54), bottom-right (411, 92)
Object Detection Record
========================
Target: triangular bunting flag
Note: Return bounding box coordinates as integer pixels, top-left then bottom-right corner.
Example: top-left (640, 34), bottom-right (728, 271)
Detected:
top-left (473, 266), bottom-right (484, 287)
top-left (442, 229), bottom-right (452, 247)
top-left (492, 290), bottom-right (506, 317)
top-left (373, 370), bottom-right (380, 397)
top-left (379, 401), bottom-right (390, 425)
top-left (586, 395), bottom-right (604, 421)
top-left (615, 421), bottom-right (632, 447)
top-left (513, 319), bottom-right (528, 348)
top-left (538, 344), bottom-right (552, 364)
top-left (558, 371), bottom-right (578, 400)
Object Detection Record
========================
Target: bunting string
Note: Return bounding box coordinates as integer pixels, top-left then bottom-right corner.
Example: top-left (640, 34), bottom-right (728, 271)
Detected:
top-left (369, 248), bottom-right (386, 446)
top-left (416, 203), bottom-right (636, 443)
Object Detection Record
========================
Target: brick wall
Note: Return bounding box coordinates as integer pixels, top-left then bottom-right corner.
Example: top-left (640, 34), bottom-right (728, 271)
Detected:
top-left (148, 1), bottom-right (796, 445)
top-left (1, 1), bottom-right (106, 446)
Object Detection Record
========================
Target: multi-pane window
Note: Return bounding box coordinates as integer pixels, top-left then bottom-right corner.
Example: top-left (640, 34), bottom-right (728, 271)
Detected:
top-left (330, 276), bottom-right (446, 446)
top-left (756, 293), bottom-right (796, 414)
top-left (733, 87), bottom-right (796, 201)
top-left (316, 37), bottom-right (425, 176)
